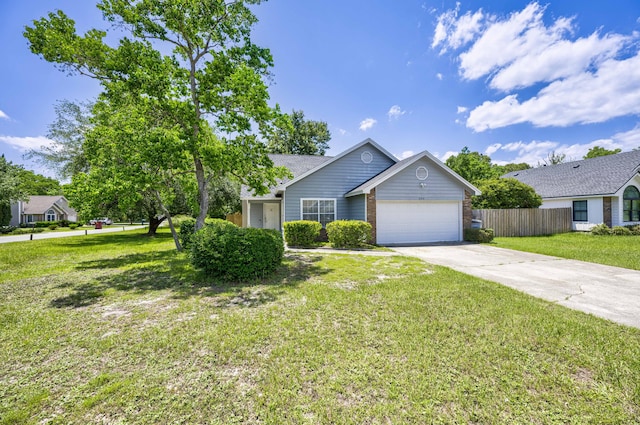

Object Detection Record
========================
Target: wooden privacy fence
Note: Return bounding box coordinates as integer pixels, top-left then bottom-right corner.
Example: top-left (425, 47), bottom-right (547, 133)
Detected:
top-left (473, 208), bottom-right (572, 237)
top-left (225, 212), bottom-right (242, 226)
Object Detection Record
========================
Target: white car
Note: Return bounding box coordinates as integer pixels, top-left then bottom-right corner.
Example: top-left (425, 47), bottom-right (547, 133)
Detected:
top-left (89, 217), bottom-right (113, 225)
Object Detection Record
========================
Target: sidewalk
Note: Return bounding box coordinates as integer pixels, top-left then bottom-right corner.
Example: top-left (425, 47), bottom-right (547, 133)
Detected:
top-left (0, 225), bottom-right (147, 244)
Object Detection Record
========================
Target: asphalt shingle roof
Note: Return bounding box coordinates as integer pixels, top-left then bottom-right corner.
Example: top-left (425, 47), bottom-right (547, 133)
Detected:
top-left (23, 196), bottom-right (73, 214)
top-left (504, 150), bottom-right (640, 198)
top-left (240, 154), bottom-right (333, 199)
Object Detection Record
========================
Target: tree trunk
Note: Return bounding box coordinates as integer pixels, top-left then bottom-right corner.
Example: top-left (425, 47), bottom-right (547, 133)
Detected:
top-left (153, 190), bottom-right (183, 251)
top-left (146, 215), bottom-right (165, 236)
top-left (194, 157), bottom-right (209, 231)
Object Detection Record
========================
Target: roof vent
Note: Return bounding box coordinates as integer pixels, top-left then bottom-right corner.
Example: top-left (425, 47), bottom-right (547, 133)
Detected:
top-left (573, 165), bottom-right (580, 169)
top-left (513, 173), bottom-right (519, 176)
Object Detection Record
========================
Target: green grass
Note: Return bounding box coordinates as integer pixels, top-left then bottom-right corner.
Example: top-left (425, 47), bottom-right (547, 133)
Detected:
top-left (1, 229), bottom-right (639, 424)
top-left (493, 232), bottom-right (640, 270)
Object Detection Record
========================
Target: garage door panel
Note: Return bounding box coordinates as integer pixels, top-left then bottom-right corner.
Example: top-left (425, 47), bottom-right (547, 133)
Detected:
top-left (377, 201), bottom-right (460, 244)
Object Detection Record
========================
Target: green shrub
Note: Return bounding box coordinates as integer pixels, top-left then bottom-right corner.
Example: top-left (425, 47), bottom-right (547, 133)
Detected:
top-left (624, 225), bottom-right (640, 235)
top-left (326, 220), bottom-right (372, 248)
top-left (170, 215), bottom-right (194, 229)
top-left (34, 221), bottom-right (52, 228)
top-left (464, 228), bottom-right (495, 243)
top-left (57, 219), bottom-right (71, 227)
top-left (48, 224), bottom-right (58, 230)
top-left (283, 220), bottom-right (322, 247)
top-left (179, 217), bottom-right (237, 249)
top-left (0, 226), bottom-right (16, 234)
top-left (612, 226), bottom-right (632, 236)
top-left (69, 224), bottom-right (79, 229)
top-left (591, 223), bottom-right (612, 235)
top-left (190, 224), bottom-right (283, 281)
top-left (11, 228), bottom-right (45, 235)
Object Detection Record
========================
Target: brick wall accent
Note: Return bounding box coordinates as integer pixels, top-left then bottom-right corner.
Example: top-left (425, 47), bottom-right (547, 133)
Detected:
top-left (463, 189), bottom-right (473, 229)
top-left (603, 196), bottom-right (612, 228)
top-left (367, 188), bottom-right (377, 244)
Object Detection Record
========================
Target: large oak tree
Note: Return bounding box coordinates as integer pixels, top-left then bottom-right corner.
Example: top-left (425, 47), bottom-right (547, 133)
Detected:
top-left (25, 0), bottom-right (288, 242)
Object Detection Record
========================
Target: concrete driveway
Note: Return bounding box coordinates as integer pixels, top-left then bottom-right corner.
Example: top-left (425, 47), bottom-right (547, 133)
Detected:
top-left (392, 244), bottom-right (640, 329)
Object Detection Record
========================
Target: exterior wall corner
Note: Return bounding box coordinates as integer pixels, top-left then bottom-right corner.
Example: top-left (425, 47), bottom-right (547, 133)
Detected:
top-left (366, 188), bottom-right (377, 244)
top-left (463, 189), bottom-right (473, 229)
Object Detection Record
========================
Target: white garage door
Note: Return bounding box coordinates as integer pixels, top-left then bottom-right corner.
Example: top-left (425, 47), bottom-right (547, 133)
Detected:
top-left (377, 201), bottom-right (461, 245)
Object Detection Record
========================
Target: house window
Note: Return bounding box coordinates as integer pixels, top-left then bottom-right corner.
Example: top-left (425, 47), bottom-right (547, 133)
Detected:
top-left (46, 209), bottom-right (57, 222)
top-left (623, 186), bottom-right (640, 222)
top-left (573, 200), bottom-right (588, 222)
top-left (301, 199), bottom-right (336, 228)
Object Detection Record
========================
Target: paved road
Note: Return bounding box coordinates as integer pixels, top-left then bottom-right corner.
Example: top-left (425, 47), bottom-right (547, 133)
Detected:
top-left (0, 225), bottom-right (147, 244)
top-left (392, 244), bottom-right (640, 329)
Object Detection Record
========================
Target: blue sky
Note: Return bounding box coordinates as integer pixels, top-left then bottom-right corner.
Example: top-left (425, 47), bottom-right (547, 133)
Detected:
top-left (2, 0), bottom-right (640, 177)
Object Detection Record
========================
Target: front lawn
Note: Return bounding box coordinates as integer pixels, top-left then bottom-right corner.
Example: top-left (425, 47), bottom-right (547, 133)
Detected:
top-left (1, 230), bottom-right (639, 424)
top-left (493, 232), bottom-right (640, 270)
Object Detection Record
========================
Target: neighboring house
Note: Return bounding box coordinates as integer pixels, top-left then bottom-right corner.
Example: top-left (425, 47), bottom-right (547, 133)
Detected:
top-left (241, 139), bottom-right (480, 244)
top-left (9, 196), bottom-right (78, 226)
top-left (504, 150), bottom-right (640, 231)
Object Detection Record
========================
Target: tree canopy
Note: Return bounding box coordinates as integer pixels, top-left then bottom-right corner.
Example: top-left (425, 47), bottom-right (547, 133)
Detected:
top-left (268, 110), bottom-right (331, 155)
top-left (473, 178), bottom-right (542, 209)
top-left (584, 146), bottom-right (622, 159)
top-left (445, 147), bottom-right (498, 186)
top-left (25, 0), bottom-right (289, 244)
top-left (25, 100), bottom-right (92, 180)
top-left (17, 169), bottom-right (61, 196)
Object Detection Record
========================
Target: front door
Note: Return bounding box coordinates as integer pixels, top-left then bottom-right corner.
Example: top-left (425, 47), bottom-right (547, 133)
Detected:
top-left (263, 203), bottom-right (280, 230)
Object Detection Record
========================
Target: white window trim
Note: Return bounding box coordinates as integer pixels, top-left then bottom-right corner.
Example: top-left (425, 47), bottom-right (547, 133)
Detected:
top-left (300, 198), bottom-right (337, 226)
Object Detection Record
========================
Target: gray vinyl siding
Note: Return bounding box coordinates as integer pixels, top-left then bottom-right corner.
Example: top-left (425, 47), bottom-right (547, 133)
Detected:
top-left (376, 157), bottom-right (465, 201)
top-left (284, 144), bottom-right (394, 222)
top-left (10, 202), bottom-right (20, 226)
top-left (346, 195), bottom-right (366, 221)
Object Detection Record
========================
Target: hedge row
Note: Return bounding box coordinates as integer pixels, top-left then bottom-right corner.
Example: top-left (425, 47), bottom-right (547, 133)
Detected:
top-left (591, 223), bottom-right (640, 236)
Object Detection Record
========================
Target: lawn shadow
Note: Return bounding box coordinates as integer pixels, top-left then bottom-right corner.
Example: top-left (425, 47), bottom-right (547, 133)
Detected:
top-left (50, 252), bottom-right (329, 309)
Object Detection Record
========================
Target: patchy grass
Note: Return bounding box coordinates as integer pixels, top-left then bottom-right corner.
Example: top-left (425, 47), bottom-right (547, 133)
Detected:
top-left (1, 229), bottom-right (640, 424)
top-left (493, 232), bottom-right (640, 270)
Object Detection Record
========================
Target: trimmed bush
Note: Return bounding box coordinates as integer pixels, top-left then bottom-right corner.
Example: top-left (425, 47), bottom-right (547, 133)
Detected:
top-left (11, 228), bottom-right (45, 235)
top-left (34, 221), bottom-right (52, 228)
top-left (48, 224), bottom-right (58, 230)
top-left (464, 228), bottom-right (495, 243)
top-left (283, 220), bottom-right (322, 247)
top-left (57, 219), bottom-right (71, 227)
top-left (0, 226), bottom-right (16, 234)
top-left (326, 220), bottom-right (372, 248)
top-left (69, 224), bottom-right (79, 230)
top-left (612, 226), bottom-right (632, 236)
top-left (179, 217), bottom-right (237, 249)
top-left (625, 225), bottom-right (640, 235)
top-left (591, 223), bottom-right (612, 235)
top-left (190, 224), bottom-right (284, 281)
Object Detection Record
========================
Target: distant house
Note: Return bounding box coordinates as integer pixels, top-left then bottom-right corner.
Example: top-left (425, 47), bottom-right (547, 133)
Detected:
top-left (9, 196), bottom-right (78, 226)
top-left (504, 150), bottom-right (640, 231)
top-left (241, 138), bottom-right (480, 245)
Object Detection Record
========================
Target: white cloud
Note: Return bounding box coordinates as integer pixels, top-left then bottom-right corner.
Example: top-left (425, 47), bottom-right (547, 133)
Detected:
top-left (0, 135), bottom-right (55, 152)
top-left (457, 106), bottom-right (468, 114)
top-left (434, 2), bottom-right (640, 132)
top-left (436, 73), bottom-right (443, 80)
top-left (0, 110), bottom-right (9, 120)
top-left (338, 128), bottom-right (348, 136)
top-left (467, 52), bottom-right (640, 131)
top-left (359, 118), bottom-right (377, 131)
top-left (432, 3), bottom-right (484, 53)
top-left (486, 125), bottom-right (640, 166)
top-left (396, 150), bottom-right (415, 160)
top-left (484, 143), bottom-right (501, 155)
top-left (435, 150), bottom-right (458, 162)
top-left (387, 105), bottom-right (406, 120)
